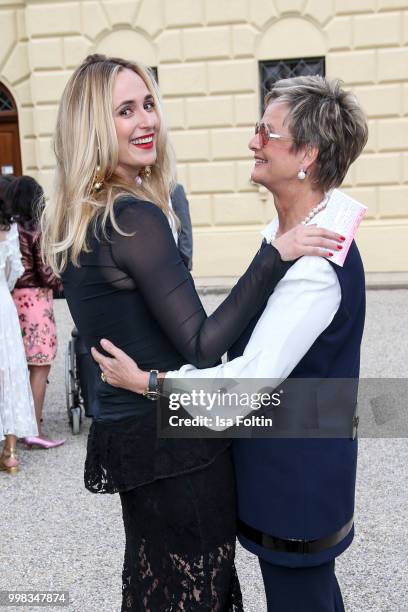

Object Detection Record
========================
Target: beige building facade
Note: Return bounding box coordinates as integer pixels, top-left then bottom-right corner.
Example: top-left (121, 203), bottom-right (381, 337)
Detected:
top-left (0, 0), bottom-right (407, 276)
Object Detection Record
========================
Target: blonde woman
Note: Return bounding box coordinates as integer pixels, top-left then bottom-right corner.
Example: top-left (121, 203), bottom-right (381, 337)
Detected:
top-left (42, 55), bottom-right (343, 611)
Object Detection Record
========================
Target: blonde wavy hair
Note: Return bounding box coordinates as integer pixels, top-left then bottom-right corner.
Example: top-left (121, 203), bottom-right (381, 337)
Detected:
top-left (42, 54), bottom-right (177, 274)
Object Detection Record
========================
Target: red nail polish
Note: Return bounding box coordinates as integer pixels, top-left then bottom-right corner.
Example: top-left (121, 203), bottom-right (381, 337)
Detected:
top-left (337, 245), bottom-right (343, 250)
top-left (328, 252), bottom-right (334, 257)
top-left (340, 235), bottom-right (346, 241)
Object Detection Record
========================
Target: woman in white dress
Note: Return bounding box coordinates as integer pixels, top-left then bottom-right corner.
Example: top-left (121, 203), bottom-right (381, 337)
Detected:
top-left (0, 182), bottom-right (37, 474)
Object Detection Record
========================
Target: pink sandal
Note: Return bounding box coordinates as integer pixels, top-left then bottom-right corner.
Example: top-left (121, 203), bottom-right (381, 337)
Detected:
top-left (23, 436), bottom-right (66, 449)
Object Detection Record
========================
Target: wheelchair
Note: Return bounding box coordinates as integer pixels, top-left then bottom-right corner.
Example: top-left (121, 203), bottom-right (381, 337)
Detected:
top-left (65, 328), bottom-right (96, 434)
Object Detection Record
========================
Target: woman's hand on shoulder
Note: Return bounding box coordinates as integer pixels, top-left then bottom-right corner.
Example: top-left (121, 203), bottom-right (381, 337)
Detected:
top-left (273, 225), bottom-right (345, 262)
top-left (91, 339), bottom-right (149, 394)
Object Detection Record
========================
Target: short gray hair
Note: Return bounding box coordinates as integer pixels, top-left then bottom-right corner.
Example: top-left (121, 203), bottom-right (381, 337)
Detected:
top-left (265, 76), bottom-right (368, 192)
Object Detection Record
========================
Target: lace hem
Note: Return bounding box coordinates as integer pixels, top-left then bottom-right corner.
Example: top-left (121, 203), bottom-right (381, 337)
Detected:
top-left (122, 541), bottom-right (243, 612)
top-left (84, 416), bottom-right (230, 494)
top-left (119, 448), bottom-right (242, 611)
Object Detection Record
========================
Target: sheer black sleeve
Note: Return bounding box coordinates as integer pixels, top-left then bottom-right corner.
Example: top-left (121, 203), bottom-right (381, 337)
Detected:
top-left (110, 197), bottom-right (293, 368)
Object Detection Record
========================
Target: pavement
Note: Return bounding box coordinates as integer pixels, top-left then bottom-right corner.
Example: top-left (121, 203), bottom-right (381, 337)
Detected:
top-left (1, 287), bottom-right (407, 612)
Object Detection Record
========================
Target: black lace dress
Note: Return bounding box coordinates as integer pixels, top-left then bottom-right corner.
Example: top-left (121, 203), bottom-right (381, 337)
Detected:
top-left (61, 197), bottom-right (292, 611)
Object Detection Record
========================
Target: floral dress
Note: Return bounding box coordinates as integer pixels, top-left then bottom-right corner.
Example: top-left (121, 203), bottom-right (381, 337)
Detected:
top-left (12, 221), bottom-right (62, 366)
top-left (12, 287), bottom-right (58, 365)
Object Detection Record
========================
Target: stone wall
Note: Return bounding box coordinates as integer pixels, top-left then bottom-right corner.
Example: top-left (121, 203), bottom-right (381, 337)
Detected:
top-left (1, 0), bottom-right (407, 274)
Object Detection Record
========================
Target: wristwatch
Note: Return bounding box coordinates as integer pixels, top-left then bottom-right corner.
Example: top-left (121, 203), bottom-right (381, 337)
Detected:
top-left (143, 369), bottom-right (160, 401)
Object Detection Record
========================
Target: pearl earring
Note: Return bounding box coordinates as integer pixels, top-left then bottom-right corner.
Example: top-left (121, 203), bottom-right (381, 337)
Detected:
top-left (297, 169), bottom-right (306, 180)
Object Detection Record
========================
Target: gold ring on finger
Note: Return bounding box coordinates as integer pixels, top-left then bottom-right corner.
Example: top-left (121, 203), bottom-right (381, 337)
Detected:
top-left (101, 371), bottom-right (107, 383)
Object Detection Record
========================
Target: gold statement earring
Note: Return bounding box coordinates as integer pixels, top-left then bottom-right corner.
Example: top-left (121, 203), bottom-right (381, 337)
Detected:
top-left (91, 165), bottom-right (104, 194)
top-left (139, 166), bottom-right (152, 180)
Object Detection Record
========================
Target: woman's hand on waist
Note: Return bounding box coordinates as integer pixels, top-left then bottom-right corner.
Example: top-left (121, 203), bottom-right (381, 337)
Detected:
top-left (91, 339), bottom-right (151, 394)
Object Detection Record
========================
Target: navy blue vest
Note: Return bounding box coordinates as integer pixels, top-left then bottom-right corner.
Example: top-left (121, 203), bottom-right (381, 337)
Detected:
top-left (229, 241), bottom-right (365, 568)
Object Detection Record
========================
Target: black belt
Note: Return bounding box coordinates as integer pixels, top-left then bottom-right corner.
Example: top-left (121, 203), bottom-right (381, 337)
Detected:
top-left (238, 516), bottom-right (354, 555)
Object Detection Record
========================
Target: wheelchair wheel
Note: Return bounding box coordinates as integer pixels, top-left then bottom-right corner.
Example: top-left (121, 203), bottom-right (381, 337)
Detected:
top-left (65, 339), bottom-right (74, 418)
top-left (71, 406), bottom-right (81, 435)
top-left (65, 337), bottom-right (82, 434)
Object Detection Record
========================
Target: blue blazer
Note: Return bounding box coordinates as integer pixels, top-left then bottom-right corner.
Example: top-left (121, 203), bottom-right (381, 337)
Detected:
top-left (229, 241), bottom-right (366, 568)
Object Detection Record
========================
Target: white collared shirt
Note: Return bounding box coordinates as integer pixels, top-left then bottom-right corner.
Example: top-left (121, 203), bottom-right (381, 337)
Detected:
top-left (167, 210), bottom-right (341, 383)
top-left (168, 196), bottom-right (179, 244)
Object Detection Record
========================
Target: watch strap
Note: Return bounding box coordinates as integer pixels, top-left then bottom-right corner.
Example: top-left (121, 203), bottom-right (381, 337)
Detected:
top-left (143, 369), bottom-right (160, 400)
top-left (148, 369), bottom-right (158, 394)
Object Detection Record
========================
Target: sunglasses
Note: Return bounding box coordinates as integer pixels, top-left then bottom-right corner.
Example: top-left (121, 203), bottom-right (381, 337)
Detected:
top-left (254, 122), bottom-right (293, 147)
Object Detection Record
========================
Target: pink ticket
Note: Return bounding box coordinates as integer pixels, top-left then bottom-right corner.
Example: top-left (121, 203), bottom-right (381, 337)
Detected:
top-left (316, 190), bottom-right (368, 267)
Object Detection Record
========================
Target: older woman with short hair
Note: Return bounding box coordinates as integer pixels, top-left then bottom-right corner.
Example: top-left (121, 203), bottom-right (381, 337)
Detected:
top-left (92, 75), bottom-right (368, 612)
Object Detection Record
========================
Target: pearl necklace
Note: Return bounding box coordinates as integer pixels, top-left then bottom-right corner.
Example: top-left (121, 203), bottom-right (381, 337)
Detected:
top-left (301, 193), bottom-right (329, 224)
top-left (269, 193), bottom-right (329, 242)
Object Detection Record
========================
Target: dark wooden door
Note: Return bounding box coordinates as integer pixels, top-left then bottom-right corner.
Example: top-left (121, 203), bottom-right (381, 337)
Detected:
top-left (0, 84), bottom-right (22, 177)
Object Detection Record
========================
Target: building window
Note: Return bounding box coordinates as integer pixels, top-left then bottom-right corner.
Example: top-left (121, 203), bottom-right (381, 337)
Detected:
top-left (259, 57), bottom-right (325, 113)
top-left (0, 85), bottom-right (16, 112)
top-left (0, 83), bottom-right (22, 176)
